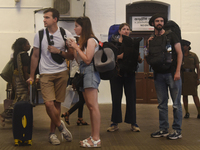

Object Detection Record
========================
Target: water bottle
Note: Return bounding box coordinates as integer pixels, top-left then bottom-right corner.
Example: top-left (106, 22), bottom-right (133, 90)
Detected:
top-left (166, 40), bottom-right (172, 63)
top-left (144, 46), bottom-right (149, 56)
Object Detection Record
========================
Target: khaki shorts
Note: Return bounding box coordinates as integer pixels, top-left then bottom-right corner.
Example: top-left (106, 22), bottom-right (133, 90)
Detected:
top-left (40, 70), bottom-right (69, 103)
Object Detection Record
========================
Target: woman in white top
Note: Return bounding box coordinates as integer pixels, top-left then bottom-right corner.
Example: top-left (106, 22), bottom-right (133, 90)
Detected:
top-left (68, 16), bottom-right (101, 148)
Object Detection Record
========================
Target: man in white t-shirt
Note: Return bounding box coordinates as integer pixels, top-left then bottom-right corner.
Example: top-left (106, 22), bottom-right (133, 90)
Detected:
top-left (27, 8), bottom-right (74, 145)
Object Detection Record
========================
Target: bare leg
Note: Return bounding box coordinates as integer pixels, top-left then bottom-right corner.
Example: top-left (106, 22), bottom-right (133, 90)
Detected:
top-left (183, 96), bottom-right (189, 113)
top-left (193, 95), bottom-right (200, 114)
top-left (82, 88), bottom-right (101, 144)
top-left (45, 101), bottom-right (61, 133)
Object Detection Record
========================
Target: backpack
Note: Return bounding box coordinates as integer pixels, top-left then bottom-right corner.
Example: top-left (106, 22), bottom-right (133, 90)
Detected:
top-left (93, 41), bottom-right (118, 80)
top-left (108, 24), bottom-right (120, 42)
top-left (118, 35), bottom-right (142, 73)
top-left (147, 20), bottom-right (182, 72)
top-left (29, 27), bottom-right (66, 75)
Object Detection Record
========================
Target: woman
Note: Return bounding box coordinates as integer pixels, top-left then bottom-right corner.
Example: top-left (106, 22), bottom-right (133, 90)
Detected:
top-left (68, 16), bottom-right (101, 148)
top-left (181, 39), bottom-right (200, 119)
top-left (61, 59), bottom-right (89, 126)
top-left (0, 38), bottom-right (31, 126)
top-left (107, 23), bottom-right (142, 132)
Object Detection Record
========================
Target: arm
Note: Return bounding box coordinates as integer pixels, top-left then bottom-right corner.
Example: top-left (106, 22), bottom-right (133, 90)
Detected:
top-left (26, 47), bottom-right (39, 83)
top-left (70, 38), bottom-right (96, 65)
top-left (196, 63), bottom-right (200, 85)
top-left (174, 42), bottom-right (183, 81)
top-left (48, 45), bottom-right (74, 60)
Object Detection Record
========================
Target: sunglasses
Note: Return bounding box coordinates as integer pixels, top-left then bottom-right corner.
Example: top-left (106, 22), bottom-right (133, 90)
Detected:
top-left (50, 35), bottom-right (54, 45)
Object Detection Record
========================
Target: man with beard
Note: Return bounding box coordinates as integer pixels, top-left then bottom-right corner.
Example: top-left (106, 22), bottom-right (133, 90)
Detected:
top-left (147, 14), bottom-right (183, 140)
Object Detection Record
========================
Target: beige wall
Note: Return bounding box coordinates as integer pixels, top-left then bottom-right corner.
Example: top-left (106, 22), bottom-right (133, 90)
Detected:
top-left (0, 0), bottom-right (200, 104)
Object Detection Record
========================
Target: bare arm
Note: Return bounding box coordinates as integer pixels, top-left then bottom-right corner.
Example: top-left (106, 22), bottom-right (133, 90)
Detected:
top-left (174, 42), bottom-right (183, 81)
top-left (70, 38), bottom-right (96, 65)
top-left (48, 45), bottom-right (74, 60)
top-left (26, 47), bottom-right (39, 83)
top-left (196, 63), bottom-right (200, 85)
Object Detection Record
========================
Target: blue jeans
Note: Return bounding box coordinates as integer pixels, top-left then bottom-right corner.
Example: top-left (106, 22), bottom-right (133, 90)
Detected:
top-left (154, 73), bottom-right (182, 132)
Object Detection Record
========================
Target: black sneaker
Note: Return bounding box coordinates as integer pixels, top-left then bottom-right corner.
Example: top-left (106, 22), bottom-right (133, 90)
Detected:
top-left (184, 113), bottom-right (190, 118)
top-left (151, 130), bottom-right (169, 138)
top-left (197, 114), bottom-right (200, 119)
top-left (167, 130), bottom-right (182, 140)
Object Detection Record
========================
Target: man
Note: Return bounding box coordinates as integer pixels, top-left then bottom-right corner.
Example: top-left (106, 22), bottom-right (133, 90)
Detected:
top-left (27, 8), bottom-right (74, 145)
top-left (147, 13), bottom-right (183, 140)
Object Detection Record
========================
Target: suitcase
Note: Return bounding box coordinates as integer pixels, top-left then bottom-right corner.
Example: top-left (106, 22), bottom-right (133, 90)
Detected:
top-left (12, 82), bottom-right (33, 146)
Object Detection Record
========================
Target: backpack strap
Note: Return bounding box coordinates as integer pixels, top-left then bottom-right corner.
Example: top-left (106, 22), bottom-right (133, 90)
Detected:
top-left (38, 29), bottom-right (44, 64)
top-left (60, 27), bottom-right (67, 49)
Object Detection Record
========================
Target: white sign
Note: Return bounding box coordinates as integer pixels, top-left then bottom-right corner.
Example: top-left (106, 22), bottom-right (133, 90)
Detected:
top-left (132, 16), bottom-right (154, 31)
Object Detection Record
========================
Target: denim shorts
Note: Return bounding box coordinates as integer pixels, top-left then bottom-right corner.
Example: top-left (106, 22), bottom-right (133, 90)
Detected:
top-left (79, 61), bottom-right (100, 91)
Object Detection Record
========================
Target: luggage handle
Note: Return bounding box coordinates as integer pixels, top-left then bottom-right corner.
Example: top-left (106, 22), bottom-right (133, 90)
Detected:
top-left (30, 81), bottom-right (32, 104)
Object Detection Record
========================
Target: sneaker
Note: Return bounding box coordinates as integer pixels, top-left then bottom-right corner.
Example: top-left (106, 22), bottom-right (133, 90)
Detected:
top-left (197, 114), bottom-right (200, 119)
top-left (151, 130), bottom-right (169, 138)
top-left (107, 123), bottom-right (119, 132)
top-left (131, 123), bottom-right (140, 132)
top-left (167, 130), bottom-right (182, 140)
top-left (49, 134), bottom-right (60, 145)
top-left (60, 120), bottom-right (73, 142)
top-left (184, 113), bottom-right (190, 118)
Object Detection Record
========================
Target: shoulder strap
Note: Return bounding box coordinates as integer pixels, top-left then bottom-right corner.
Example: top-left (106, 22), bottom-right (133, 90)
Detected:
top-left (38, 29), bottom-right (44, 66)
top-left (60, 27), bottom-right (67, 49)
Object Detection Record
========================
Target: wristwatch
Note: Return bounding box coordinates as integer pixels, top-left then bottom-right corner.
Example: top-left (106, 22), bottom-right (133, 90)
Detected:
top-left (59, 50), bottom-right (62, 55)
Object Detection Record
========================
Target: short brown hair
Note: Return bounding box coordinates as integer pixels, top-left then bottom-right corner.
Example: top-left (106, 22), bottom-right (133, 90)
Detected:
top-left (44, 8), bottom-right (60, 22)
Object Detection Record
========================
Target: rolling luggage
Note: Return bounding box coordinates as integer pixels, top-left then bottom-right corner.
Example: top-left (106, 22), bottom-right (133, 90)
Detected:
top-left (12, 81), bottom-right (33, 146)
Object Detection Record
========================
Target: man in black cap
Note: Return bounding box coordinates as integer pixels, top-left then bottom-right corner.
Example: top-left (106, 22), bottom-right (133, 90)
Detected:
top-left (181, 39), bottom-right (200, 119)
top-left (147, 13), bottom-right (183, 140)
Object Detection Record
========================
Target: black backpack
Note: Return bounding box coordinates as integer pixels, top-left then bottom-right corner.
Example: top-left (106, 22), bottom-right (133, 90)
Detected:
top-left (118, 35), bottom-right (142, 73)
top-left (93, 41), bottom-right (118, 80)
top-left (29, 27), bottom-right (66, 75)
top-left (147, 20), bottom-right (182, 72)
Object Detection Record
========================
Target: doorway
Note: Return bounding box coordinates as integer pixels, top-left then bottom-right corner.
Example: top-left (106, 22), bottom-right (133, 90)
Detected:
top-left (130, 32), bottom-right (157, 104)
top-left (126, 1), bottom-right (169, 104)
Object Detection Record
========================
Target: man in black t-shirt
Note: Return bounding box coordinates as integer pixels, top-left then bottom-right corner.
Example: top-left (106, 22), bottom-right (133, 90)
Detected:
top-left (147, 13), bottom-right (183, 140)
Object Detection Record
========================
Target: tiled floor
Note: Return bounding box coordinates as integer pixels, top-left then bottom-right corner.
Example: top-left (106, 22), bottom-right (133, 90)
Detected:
top-left (0, 103), bottom-right (200, 150)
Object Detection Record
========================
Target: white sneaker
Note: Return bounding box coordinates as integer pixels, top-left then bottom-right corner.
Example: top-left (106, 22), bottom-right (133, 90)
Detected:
top-left (49, 134), bottom-right (60, 145)
top-left (60, 120), bottom-right (73, 142)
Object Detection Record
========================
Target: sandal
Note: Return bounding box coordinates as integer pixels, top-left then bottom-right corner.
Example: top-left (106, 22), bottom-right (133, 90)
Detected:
top-left (80, 138), bottom-right (101, 148)
top-left (79, 136), bottom-right (92, 145)
top-left (61, 112), bottom-right (70, 125)
top-left (77, 118), bottom-right (89, 126)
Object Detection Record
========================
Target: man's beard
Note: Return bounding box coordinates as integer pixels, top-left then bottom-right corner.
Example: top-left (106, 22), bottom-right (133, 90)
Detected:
top-left (154, 24), bottom-right (163, 31)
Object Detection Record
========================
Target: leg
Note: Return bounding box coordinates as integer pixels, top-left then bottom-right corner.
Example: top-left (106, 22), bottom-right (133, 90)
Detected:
top-left (168, 74), bottom-right (182, 132)
top-left (124, 73), bottom-right (136, 124)
top-left (192, 95), bottom-right (200, 115)
top-left (83, 88), bottom-right (100, 141)
top-left (45, 101), bottom-right (61, 133)
top-left (154, 73), bottom-right (169, 131)
top-left (183, 95), bottom-right (189, 113)
top-left (109, 76), bottom-right (123, 123)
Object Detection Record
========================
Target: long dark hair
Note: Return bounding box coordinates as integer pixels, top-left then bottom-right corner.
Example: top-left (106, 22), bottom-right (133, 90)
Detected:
top-left (12, 38), bottom-right (28, 64)
top-left (75, 16), bottom-right (97, 51)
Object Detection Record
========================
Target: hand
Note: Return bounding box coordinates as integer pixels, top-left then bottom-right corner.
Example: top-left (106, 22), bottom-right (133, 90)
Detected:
top-left (48, 45), bottom-right (60, 54)
top-left (26, 77), bottom-right (34, 85)
top-left (174, 71), bottom-right (180, 81)
top-left (117, 53), bottom-right (124, 61)
top-left (67, 39), bottom-right (78, 50)
top-left (137, 53), bottom-right (143, 63)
